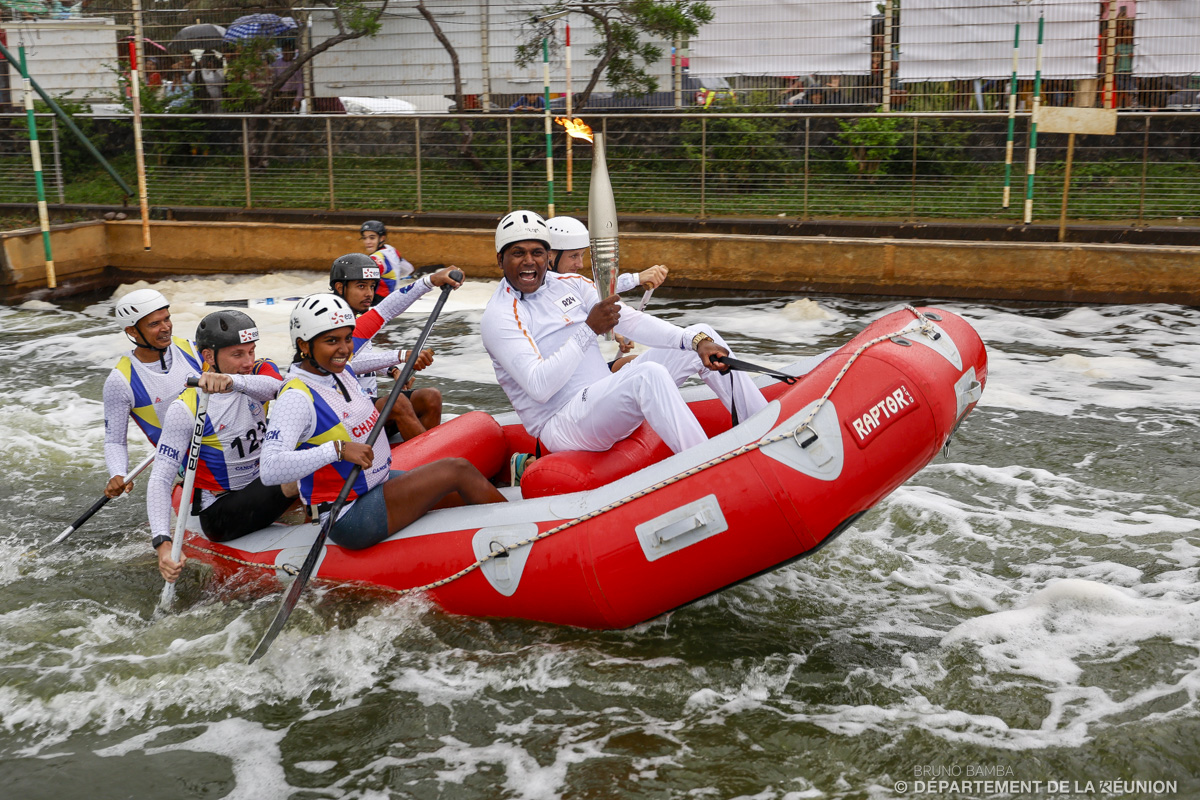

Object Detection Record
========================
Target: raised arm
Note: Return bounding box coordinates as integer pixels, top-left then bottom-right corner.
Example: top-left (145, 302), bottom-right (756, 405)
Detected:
top-left (352, 274), bottom-right (434, 345)
top-left (612, 304), bottom-right (689, 351)
top-left (229, 373), bottom-right (282, 403)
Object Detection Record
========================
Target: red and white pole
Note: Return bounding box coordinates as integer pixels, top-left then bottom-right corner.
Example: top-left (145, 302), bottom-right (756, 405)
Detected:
top-left (128, 34), bottom-right (151, 250)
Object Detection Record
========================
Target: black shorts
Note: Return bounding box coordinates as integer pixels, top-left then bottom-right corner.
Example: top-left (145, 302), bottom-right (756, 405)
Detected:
top-left (198, 477), bottom-right (295, 543)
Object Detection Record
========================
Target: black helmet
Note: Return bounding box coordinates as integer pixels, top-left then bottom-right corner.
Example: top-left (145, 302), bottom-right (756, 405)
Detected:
top-left (360, 220), bottom-right (386, 237)
top-left (329, 252), bottom-right (382, 290)
top-left (196, 310), bottom-right (259, 370)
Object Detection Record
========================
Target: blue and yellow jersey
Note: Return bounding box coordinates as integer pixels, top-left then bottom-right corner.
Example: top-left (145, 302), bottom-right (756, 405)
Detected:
top-left (174, 386), bottom-right (268, 494)
top-left (278, 376), bottom-right (374, 505)
top-left (114, 336), bottom-right (203, 445)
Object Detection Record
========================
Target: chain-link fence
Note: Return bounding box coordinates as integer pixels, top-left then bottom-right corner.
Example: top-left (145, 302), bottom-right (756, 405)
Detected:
top-left (4, 110), bottom-right (1199, 223)
top-left (2, 1), bottom-right (1199, 115)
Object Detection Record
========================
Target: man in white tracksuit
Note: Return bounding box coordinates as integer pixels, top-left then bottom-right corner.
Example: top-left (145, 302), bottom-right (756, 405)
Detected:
top-left (480, 210), bottom-right (767, 455)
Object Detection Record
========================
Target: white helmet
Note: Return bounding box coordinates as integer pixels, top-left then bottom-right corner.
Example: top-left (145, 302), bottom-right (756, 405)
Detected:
top-left (290, 293), bottom-right (356, 343)
top-left (114, 288), bottom-right (169, 325)
top-left (496, 210), bottom-right (550, 254)
top-left (546, 216), bottom-right (590, 251)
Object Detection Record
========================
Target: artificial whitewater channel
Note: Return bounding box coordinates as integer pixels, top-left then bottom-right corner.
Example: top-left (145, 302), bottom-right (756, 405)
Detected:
top-left (1, 271), bottom-right (1197, 798)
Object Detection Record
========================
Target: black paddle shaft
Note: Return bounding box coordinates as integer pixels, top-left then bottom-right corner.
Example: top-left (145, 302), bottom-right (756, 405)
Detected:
top-left (249, 271), bottom-right (462, 664)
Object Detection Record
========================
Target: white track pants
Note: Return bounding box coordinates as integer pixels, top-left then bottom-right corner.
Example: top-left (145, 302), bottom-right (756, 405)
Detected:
top-left (539, 325), bottom-right (768, 455)
top-left (636, 325), bottom-right (768, 425)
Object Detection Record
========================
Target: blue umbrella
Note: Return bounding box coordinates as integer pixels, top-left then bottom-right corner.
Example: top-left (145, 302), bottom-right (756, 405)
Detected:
top-left (222, 13), bottom-right (297, 44)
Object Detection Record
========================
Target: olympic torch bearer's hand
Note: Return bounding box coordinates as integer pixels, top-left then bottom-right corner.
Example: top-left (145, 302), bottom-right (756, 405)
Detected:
top-left (586, 294), bottom-right (622, 336)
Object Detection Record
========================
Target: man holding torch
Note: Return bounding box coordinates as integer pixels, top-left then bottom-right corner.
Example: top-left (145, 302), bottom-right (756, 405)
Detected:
top-left (480, 210), bottom-right (767, 456)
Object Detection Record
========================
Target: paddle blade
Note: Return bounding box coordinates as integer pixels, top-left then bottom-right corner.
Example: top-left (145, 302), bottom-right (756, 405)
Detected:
top-left (158, 577), bottom-right (177, 610)
top-left (248, 524), bottom-right (329, 663)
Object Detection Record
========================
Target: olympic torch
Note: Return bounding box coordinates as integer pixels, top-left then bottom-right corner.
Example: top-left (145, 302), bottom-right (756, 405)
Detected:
top-left (587, 132), bottom-right (619, 340)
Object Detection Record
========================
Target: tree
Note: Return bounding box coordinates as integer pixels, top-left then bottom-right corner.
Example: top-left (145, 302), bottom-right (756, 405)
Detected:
top-left (221, 0), bottom-right (389, 165)
top-left (249, 0), bottom-right (390, 116)
top-left (515, 1), bottom-right (714, 111)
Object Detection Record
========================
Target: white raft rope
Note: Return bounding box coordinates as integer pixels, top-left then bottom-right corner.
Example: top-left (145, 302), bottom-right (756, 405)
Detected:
top-left (187, 307), bottom-right (939, 596)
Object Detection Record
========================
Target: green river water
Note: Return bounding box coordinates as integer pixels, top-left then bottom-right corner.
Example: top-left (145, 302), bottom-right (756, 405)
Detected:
top-left (1, 272), bottom-right (1197, 799)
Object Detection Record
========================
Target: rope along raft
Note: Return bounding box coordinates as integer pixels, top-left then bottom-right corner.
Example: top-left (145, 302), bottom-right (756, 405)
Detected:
top-left (185, 307), bottom-right (939, 598)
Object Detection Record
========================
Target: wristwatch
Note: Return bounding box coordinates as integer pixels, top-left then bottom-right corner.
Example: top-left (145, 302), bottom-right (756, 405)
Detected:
top-left (691, 332), bottom-right (714, 351)
top-left (152, 534), bottom-right (172, 551)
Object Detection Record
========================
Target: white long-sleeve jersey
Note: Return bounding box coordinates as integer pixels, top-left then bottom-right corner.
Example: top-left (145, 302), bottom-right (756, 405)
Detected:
top-left (103, 338), bottom-right (203, 478)
top-left (144, 374), bottom-right (282, 543)
top-left (480, 273), bottom-right (699, 439)
top-left (259, 363), bottom-right (391, 519)
top-left (615, 272), bottom-right (642, 294)
top-left (350, 273), bottom-right (433, 397)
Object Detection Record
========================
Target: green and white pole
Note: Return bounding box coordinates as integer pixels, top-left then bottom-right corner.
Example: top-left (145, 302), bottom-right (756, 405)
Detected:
top-left (1002, 22), bottom-right (1020, 209)
top-left (1023, 14), bottom-right (1044, 225)
top-left (18, 46), bottom-right (56, 289)
top-left (543, 36), bottom-right (555, 218)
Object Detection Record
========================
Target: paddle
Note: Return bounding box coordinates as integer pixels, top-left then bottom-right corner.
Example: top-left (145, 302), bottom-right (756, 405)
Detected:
top-left (27, 451), bottom-right (156, 557)
top-left (205, 296), bottom-right (301, 308)
top-left (248, 270), bottom-right (463, 664)
top-left (158, 376), bottom-right (210, 612)
top-left (205, 268), bottom-right (440, 307)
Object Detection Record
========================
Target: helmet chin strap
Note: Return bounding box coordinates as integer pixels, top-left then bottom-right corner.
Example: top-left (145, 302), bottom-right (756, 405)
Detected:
top-left (301, 343), bottom-right (351, 402)
top-left (128, 321), bottom-right (170, 369)
top-left (207, 348), bottom-right (224, 375)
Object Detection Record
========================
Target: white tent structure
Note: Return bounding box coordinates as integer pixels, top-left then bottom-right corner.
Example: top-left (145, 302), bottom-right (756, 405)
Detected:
top-left (689, 0), bottom-right (875, 77)
top-left (897, 0), bottom-right (1098, 82)
top-left (1135, 0), bottom-right (1200, 76)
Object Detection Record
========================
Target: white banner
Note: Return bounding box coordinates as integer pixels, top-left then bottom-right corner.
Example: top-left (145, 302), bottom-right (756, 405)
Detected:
top-left (1136, 0), bottom-right (1200, 76)
top-left (690, 0), bottom-right (874, 77)
top-left (898, 0), bottom-right (1099, 82)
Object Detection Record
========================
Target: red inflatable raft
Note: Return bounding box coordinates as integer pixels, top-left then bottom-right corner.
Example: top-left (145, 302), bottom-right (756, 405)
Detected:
top-left (177, 306), bottom-right (987, 629)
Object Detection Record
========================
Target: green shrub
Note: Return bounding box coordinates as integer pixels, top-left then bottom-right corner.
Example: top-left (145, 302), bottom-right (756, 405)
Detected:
top-left (835, 113), bottom-right (905, 176)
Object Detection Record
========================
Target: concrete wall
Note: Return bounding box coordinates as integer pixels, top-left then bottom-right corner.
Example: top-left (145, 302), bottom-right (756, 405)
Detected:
top-left (1, 221), bottom-right (109, 298)
top-left (3, 219), bottom-right (1199, 305)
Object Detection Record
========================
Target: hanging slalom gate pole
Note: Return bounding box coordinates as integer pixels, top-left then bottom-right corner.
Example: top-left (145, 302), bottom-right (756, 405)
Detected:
top-left (129, 0), bottom-right (152, 251)
top-left (17, 46), bottom-right (56, 289)
top-left (542, 36), bottom-right (555, 218)
top-left (565, 20), bottom-right (573, 193)
top-left (1002, 22), bottom-right (1020, 209)
top-left (1023, 14), bottom-right (1044, 225)
top-left (882, 0), bottom-right (894, 112)
top-left (1103, 0), bottom-right (1118, 109)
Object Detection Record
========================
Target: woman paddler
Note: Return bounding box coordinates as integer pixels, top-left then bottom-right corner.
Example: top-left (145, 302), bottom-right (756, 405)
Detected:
top-left (259, 294), bottom-right (506, 549)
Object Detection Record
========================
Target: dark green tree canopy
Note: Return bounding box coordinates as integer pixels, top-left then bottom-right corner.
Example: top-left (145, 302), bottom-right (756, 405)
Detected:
top-left (515, 1), bottom-right (713, 110)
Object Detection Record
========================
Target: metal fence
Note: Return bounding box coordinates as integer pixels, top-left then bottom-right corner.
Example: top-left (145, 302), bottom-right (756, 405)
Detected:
top-left (3, 110), bottom-right (1200, 224)
top-left (2, 1), bottom-right (1200, 115)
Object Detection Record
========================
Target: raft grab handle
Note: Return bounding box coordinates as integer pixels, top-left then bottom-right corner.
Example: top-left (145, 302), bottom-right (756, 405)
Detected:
top-left (636, 495), bottom-right (728, 562)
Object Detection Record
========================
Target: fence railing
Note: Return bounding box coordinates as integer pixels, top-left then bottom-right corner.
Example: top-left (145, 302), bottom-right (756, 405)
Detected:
top-left (5, 2), bottom-right (1200, 114)
top-left (3, 111), bottom-right (1200, 225)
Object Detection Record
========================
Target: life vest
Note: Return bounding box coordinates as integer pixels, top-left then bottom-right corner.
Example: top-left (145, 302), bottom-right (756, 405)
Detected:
top-left (277, 373), bottom-right (390, 505)
top-left (175, 387), bottom-right (268, 493)
top-left (369, 244), bottom-right (413, 299)
top-left (252, 357), bottom-right (283, 380)
top-left (114, 336), bottom-right (203, 445)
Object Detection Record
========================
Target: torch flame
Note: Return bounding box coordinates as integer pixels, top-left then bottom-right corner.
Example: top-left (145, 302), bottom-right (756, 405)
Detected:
top-left (555, 117), bottom-right (593, 143)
